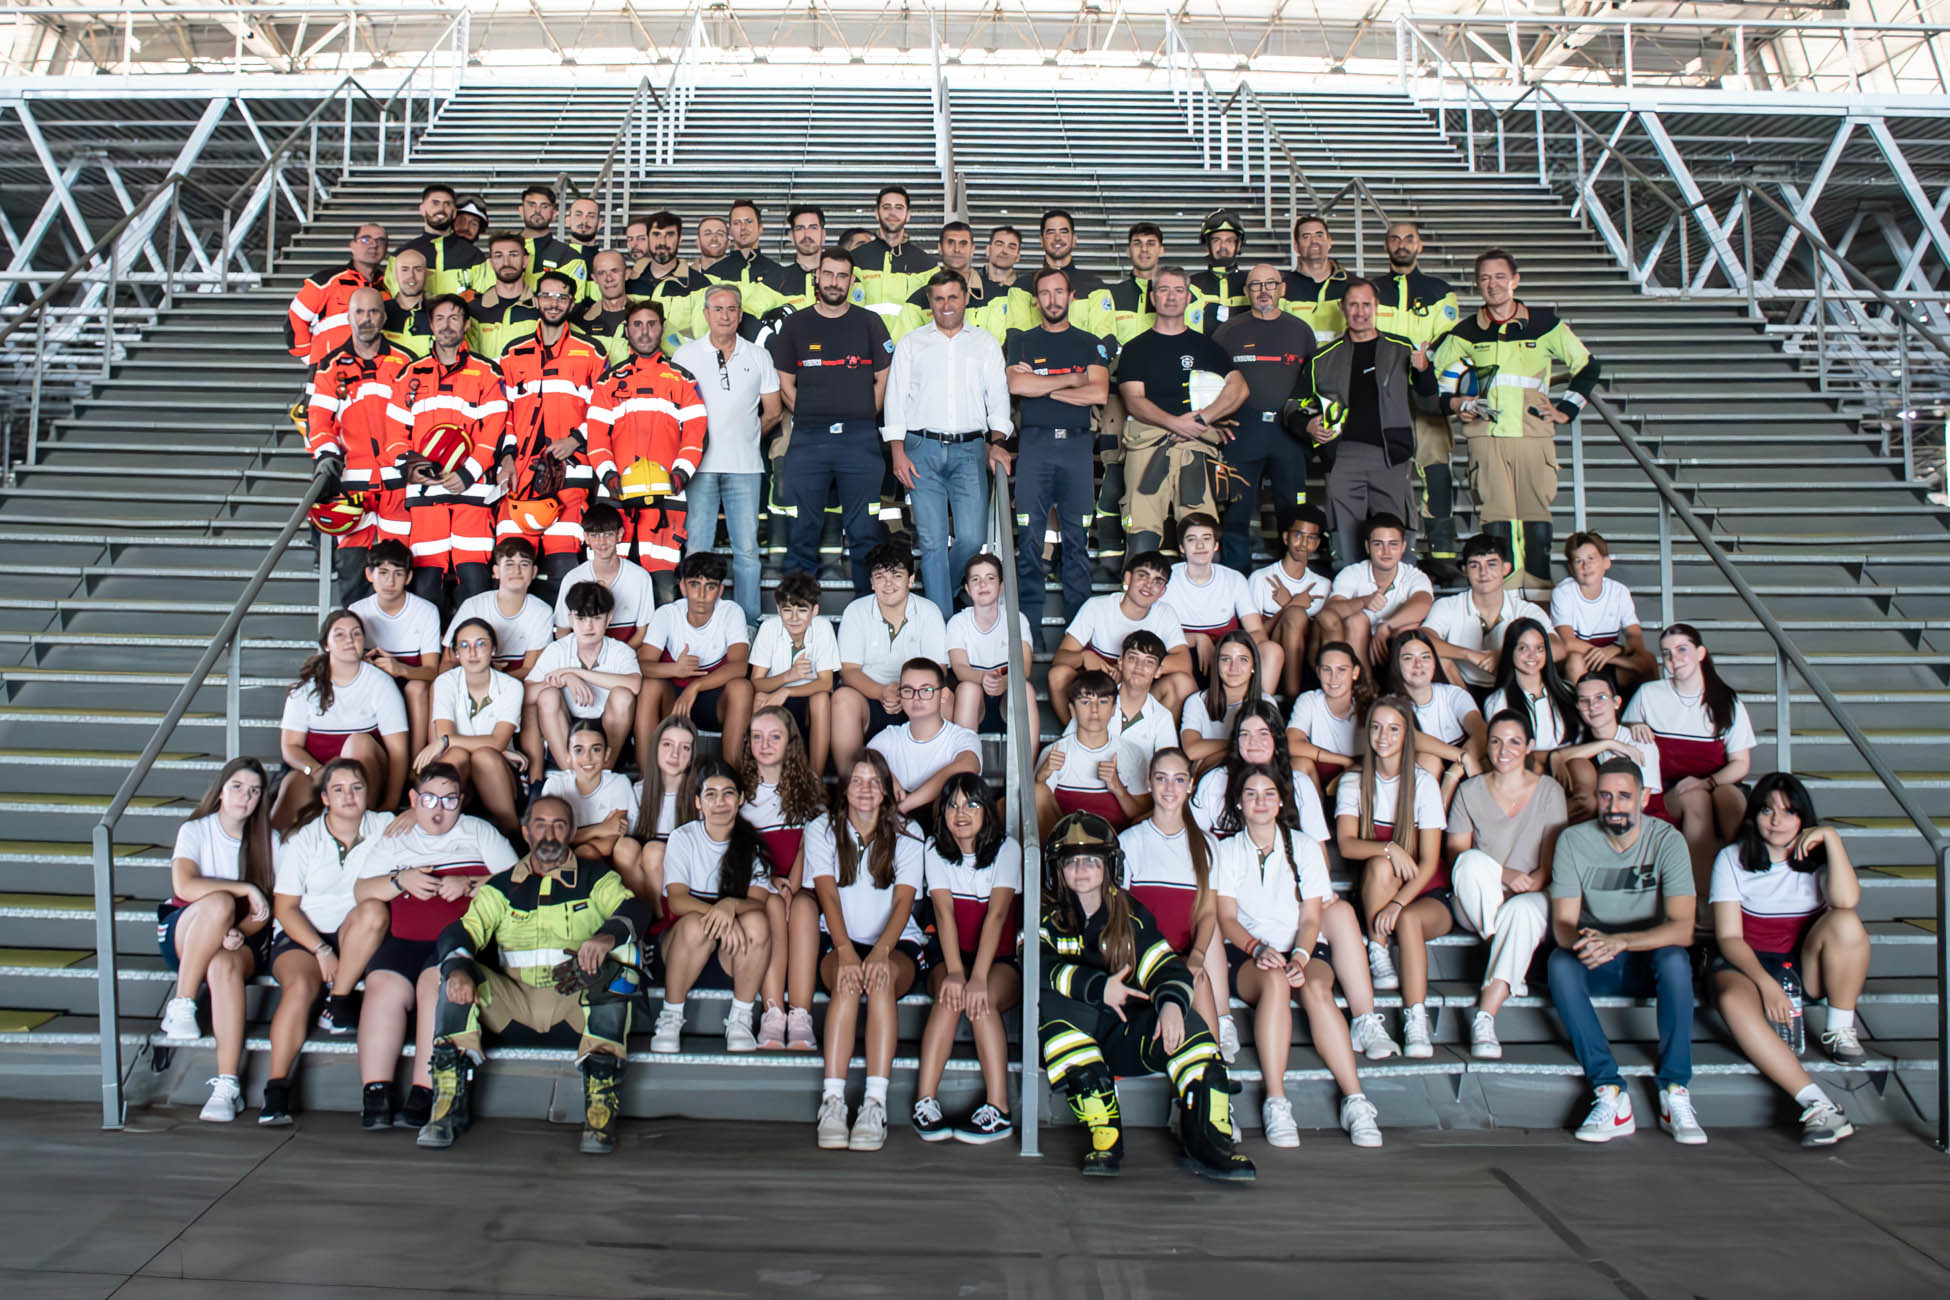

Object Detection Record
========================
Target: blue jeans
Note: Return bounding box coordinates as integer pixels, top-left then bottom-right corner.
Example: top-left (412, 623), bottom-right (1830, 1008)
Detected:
top-left (1014, 427), bottom-right (1093, 639)
top-left (782, 420), bottom-right (886, 594)
top-left (905, 435), bottom-right (991, 621)
top-left (1547, 943), bottom-right (1694, 1090)
top-left (685, 470), bottom-right (763, 624)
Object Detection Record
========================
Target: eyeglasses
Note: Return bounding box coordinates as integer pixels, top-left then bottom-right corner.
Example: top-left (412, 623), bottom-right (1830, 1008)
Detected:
top-left (354, 235), bottom-right (386, 246)
top-left (536, 291), bottom-right (573, 302)
top-left (415, 792), bottom-right (462, 811)
top-left (898, 685), bottom-right (939, 700)
top-left (1244, 279), bottom-right (1283, 292)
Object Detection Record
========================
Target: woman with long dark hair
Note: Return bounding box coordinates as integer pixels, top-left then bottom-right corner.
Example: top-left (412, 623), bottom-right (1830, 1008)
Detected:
top-left (1121, 748), bottom-right (1233, 1057)
top-left (1487, 617), bottom-right (1577, 761)
top-left (1709, 774), bottom-right (1869, 1146)
top-left (1286, 640), bottom-right (1366, 793)
top-left (1179, 630), bottom-right (1263, 769)
top-left (650, 759), bottom-right (775, 1056)
top-left (804, 750), bottom-right (925, 1152)
top-left (911, 774), bottom-right (1021, 1144)
top-left (271, 609), bottom-right (408, 831)
top-left (1626, 623), bottom-right (1756, 884)
top-left (1193, 701), bottom-right (1332, 845)
top-left (426, 616), bottom-right (525, 838)
top-left (621, 713), bottom-right (700, 901)
top-left (156, 757), bottom-right (275, 1122)
top-left (1387, 627), bottom-right (1486, 805)
top-left (740, 705), bottom-right (827, 1049)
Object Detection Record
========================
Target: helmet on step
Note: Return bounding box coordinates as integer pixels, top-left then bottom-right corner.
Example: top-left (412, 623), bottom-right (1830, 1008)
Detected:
top-left (619, 456), bottom-right (673, 501)
top-left (1046, 811), bottom-right (1123, 880)
top-left (1199, 207), bottom-right (1246, 246)
top-left (505, 496), bottom-right (562, 535)
top-left (416, 422), bottom-right (472, 477)
top-left (308, 493), bottom-right (368, 536)
top-left (288, 397), bottom-right (310, 437)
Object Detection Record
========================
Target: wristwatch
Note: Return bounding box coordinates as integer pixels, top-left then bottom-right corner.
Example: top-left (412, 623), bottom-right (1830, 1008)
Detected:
top-left (1192, 412), bottom-right (1209, 427)
top-left (313, 941), bottom-right (334, 957)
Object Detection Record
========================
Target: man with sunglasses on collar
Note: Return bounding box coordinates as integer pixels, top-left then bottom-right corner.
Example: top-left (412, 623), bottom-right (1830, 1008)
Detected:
top-left (673, 283), bottom-right (784, 626)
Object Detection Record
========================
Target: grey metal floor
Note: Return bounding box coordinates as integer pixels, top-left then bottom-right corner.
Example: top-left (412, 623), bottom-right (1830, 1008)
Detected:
top-left (4, 1103), bottom-right (1949, 1298)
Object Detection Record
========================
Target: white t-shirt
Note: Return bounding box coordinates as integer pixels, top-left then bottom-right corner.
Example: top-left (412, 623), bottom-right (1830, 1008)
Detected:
top-left (432, 667), bottom-right (524, 738)
top-left (629, 783), bottom-right (682, 841)
top-left (662, 819), bottom-right (775, 902)
top-left (1039, 733), bottom-right (1148, 798)
top-left (1578, 729), bottom-right (1665, 795)
top-left (1329, 559), bottom-right (1434, 626)
top-left (741, 779), bottom-right (809, 875)
top-left (869, 720), bottom-right (981, 796)
top-left (272, 811), bottom-right (393, 934)
top-left (1214, 830), bottom-right (1333, 952)
top-left (1489, 686), bottom-right (1573, 751)
top-left (1162, 562), bottom-right (1256, 636)
top-left (673, 335), bottom-right (779, 476)
top-left (531, 635), bottom-right (640, 719)
top-left (351, 593), bottom-right (443, 664)
top-left (836, 593), bottom-right (949, 685)
top-left (1062, 592), bottom-right (1188, 662)
top-left (1623, 680), bottom-right (1758, 757)
top-left (1189, 766), bottom-right (1332, 843)
top-left (1248, 560), bottom-right (1331, 619)
top-left (1287, 690), bottom-right (1359, 761)
top-left (1423, 590), bottom-right (1551, 688)
top-left (446, 590), bottom-right (557, 668)
top-left (554, 559), bottom-right (657, 635)
top-left (173, 814), bottom-right (242, 884)
top-left (1708, 843), bottom-right (1828, 954)
top-left (1179, 692), bottom-right (1243, 742)
top-left (1079, 692), bottom-right (1179, 766)
top-left (803, 813), bottom-right (926, 945)
top-left (641, 599), bottom-right (750, 674)
top-left (1118, 818), bottom-right (1205, 951)
top-left (542, 770), bottom-right (637, 831)
top-left (1410, 683), bottom-right (1481, 747)
top-left (1551, 577), bottom-right (1641, 646)
top-left (945, 606), bottom-right (1035, 672)
top-left (280, 662), bottom-right (409, 739)
top-left (1334, 765), bottom-right (1447, 839)
top-left (749, 614), bottom-right (841, 687)
top-left (923, 837), bottom-right (1024, 953)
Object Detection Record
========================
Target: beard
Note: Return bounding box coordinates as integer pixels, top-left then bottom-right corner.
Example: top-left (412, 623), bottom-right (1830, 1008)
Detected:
top-left (531, 835), bottom-right (570, 865)
top-left (1598, 811), bottom-right (1635, 838)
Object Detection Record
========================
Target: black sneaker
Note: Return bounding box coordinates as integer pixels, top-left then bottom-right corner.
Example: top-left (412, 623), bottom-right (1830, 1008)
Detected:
top-left (317, 995), bottom-right (358, 1036)
top-left (395, 1083), bottom-right (434, 1130)
top-left (954, 1102), bottom-right (1014, 1145)
top-left (258, 1077), bottom-right (294, 1127)
top-left (360, 1082), bottom-right (394, 1131)
top-left (911, 1095), bottom-right (952, 1141)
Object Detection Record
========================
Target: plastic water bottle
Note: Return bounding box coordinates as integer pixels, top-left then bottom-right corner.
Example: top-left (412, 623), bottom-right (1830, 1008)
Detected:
top-left (1775, 962), bottom-right (1806, 1054)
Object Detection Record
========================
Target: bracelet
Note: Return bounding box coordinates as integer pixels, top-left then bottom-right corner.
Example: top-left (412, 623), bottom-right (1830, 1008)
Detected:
top-left (1250, 941), bottom-right (1267, 962)
top-left (313, 942), bottom-right (333, 957)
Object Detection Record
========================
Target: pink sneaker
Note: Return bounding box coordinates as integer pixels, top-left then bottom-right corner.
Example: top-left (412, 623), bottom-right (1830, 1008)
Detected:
top-left (786, 1006), bottom-right (817, 1051)
top-left (757, 1003), bottom-right (788, 1050)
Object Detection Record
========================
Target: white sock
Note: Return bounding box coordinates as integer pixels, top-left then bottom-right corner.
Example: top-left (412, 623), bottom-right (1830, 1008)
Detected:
top-left (663, 999), bottom-right (684, 1014)
top-left (1795, 1083), bottom-right (1827, 1108)
top-left (217, 1073), bottom-right (238, 1087)
top-left (730, 998), bottom-right (754, 1020)
top-left (1218, 1013), bottom-right (1235, 1029)
top-left (821, 1077), bottom-right (846, 1101)
top-left (864, 1075), bottom-right (889, 1105)
top-left (1827, 1008), bottom-right (1855, 1032)
top-left (1407, 1002), bottom-right (1426, 1016)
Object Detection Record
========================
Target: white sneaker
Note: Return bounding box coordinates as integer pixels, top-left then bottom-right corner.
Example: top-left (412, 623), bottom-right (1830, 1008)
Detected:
top-left (848, 1096), bottom-right (888, 1151)
top-left (724, 1009), bottom-right (758, 1053)
top-left (1470, 1010), bottom-right (1503, 1060)
top-left (649, 1005), bottom-right (686, 1054)
top-left (199, 1075), bottom-right (242, 1123)
top-left (1348, 1011), bottom-right (1401, 1061)
top-left (160, 996), bottom-right (200, 1041)
top-left (1216, 1014), bottom-right (1240, 1065)
top-left (1340, 1093), bottom-right (1383, 1148)
top-left (1366, 940), bottom-right (1399, 991)
top-left (1658, 1084), bottom-right (1708, 1145)
top-left (815, 1093), bottom-right (850, 1149)
top-left (1798, 1097), bottom-right (1855, 1148)
top-left (1261, 1096), bottom-right (1300, 1149)
top-left (1820, 1023), bottom-right (1867, 1062)
top-left (1402, 1003), bottom-right (1433, 1059)
top-left (1575, 1085), bottom-right (1636, 1142)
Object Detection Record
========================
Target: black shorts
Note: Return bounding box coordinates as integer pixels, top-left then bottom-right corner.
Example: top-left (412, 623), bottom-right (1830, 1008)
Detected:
top-left (1711, 945), bottom-right (1816, 996)
top-left (781, 692), bottom-right (813, 736)
top-left (685, 683), bottom-right (727, 731)
top-left (921, 937), bottom-right (1020, 975)
top-left (864, 697), bottom-right (905, 739)
top-left (268, 926), bottom-right (340, 969)
top-left (368, 934), bottom-right (438, 983)
top-left (1226, 938), bottom-right (1330, 999)
top-left (817, 933), bottom-right (928, 984)
top-left (156, 900), bottom-right (272, 973)
top-left (975, 689), bottom-right (1007, 736)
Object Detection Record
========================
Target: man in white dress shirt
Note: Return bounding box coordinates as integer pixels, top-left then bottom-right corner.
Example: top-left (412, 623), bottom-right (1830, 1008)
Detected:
top-left (884, 269), bottom-right (1012, 620)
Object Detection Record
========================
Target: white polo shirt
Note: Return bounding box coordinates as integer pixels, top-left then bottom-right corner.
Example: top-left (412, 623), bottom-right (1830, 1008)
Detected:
top-left (280, 662), bottom-right (408, 739)
top-left (1550, 577), bottom-right (1641, 647)
top-left (1422, 590), bottom-right (1551, 688)
top-left (272, 810), bottom-right (393, 934)
top-left (1286, 690), bottom-right (1359, 760)
top-left (541, 770), bottom-right (637, 831)
top-left (1410, 682), bottom-right (1482, 747)
top-left (1062, 592), bottom-right (1188, 663)
top-left (673, 335), bottom-right (779, 476)
top-left (803, 813), bottom-right (926, 945)
top-left (1214, 829), bottom-right (1333, 952)
top-left (837, 593), bottom-right (949, 686)
top-left (432, 667), bottom-right (524, 738)
top-left (750, 614), bottom-right (841, 686)
top-left (1190, 766), bottom-right (1332, 844)
top-left (662, 819), bottom-right (776, 902)
top-left (1161, 562), bottom-right (1256, 637)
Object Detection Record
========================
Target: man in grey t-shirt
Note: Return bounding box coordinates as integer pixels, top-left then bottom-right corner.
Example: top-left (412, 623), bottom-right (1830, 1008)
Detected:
top-left (1547, 758), bottom-right (1704, 1145)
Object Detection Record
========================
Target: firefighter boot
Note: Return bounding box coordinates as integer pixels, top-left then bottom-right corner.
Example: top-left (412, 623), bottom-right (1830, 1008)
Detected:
top-left (579, 1052), bottom-right (622, 1155)
top-left (1518, 520), bottom-right (1555, 597)
top-left (1063, 1066), bottom-right (1124, 1177)
top-left (1179, 1064), bottom-right (1257, 1183)
top-left (416, 1042), bottom-right (474, 1150)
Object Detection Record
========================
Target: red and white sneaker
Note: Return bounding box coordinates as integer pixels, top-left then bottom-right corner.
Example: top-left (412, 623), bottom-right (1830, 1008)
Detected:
top-left (1574, 1085), bottom-right (1636, 1142)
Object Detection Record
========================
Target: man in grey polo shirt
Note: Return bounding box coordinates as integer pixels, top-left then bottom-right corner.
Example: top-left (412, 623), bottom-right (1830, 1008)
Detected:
top-left (1547, 757), bottom-right (1705, 1146)
top-left (674, 284), bottom-right (783, 625)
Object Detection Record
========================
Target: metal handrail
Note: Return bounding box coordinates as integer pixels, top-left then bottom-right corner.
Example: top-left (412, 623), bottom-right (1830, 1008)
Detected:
top-left (989, 470), bottom-right (1042, 1156)
top-left (377, 9), bottom-right (469, 118)
top-left (583, 77), bottom-right (661, 244)
top-left (654, 2), bottom-right (706, 166)
top-left (0, 175), bottom-right (180, 352)
top-left (928, 7), bottom-right (968, 221)
top-left (1588, 392), bottom-right (1950, 1152)
top-left (89, 464), bottom-right (335, 1129)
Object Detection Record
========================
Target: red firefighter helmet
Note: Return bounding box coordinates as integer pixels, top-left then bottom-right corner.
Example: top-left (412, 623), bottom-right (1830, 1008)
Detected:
top-left (416, 421), bottom-right (472, 477)
top-left (308, 493), bottom-right (368, 535)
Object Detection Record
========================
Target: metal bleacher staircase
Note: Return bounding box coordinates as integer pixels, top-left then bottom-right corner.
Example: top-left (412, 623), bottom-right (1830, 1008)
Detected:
top-left (0, 76), bottom-right (1941, 1141)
